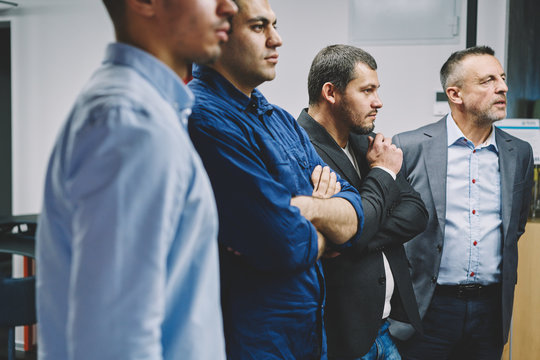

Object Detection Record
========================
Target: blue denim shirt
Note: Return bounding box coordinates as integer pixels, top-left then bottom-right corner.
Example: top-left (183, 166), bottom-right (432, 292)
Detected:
top-left (37, 43), bottom-right (225, 360)
top-left (188, 65), bottom-right (364, 359)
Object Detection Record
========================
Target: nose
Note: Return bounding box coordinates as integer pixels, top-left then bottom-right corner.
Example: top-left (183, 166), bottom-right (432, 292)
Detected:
top-left (217, 0), bottom-right (238, 17)
top-left (372, 92), bottom-right (383, 109)
top-left (496, 76), bottom-right (508, 94)
top-left (267, 26), bottom-right (283, 48)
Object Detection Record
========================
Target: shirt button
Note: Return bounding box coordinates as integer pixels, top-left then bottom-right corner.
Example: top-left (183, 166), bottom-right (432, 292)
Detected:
top-left (431, 276), bottom-right (437, 284)
top-left (472, 179), bottom-right (476, 184)
top-left (473, 149), bottom-right (477, 153)
top-left (437, 244), bottom-right (442, 252)
top-left (473, 241), bottom-right (478, 246)
top-left (472, 210), bottom-right (476, 215)
top-left (470, 272), bottom-right (475, 277)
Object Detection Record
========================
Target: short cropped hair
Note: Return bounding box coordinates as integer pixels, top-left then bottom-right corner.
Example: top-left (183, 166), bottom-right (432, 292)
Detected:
top-left (102, 0), bottom-right (125, 26)
top-left (440, 45), bottom-right (495, 89)
top-left (308, 44), bottom-right (377, 105)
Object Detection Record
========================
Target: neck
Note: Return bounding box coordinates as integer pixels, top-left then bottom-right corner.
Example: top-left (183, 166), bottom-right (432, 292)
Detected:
top-left (450, 110), bottom-right (493, 146)
top-left (308, 104), bottom-right (349, 148)
top-left (116, 29), bottom-right (188, 80)
top-left (210, 63), bottom-right (255, 97)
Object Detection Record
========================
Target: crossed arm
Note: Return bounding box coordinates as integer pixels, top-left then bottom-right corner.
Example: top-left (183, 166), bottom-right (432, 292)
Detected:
top-left (291, 165), bottom-right (358, 259)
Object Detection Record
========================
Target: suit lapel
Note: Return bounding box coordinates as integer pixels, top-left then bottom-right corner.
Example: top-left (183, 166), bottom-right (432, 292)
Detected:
top-left (298, 110), bottom-right (362, 188)
top-left (423, 118), bottom-right (448, 237)
top-left (496, 128), bottom-right (516, 243)
top-left (349, 133), bottom-right (371, 179)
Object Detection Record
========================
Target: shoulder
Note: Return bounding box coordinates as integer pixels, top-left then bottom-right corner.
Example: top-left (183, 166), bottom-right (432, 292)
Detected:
top-left (393, 118), bottom-right (446, 147)
top-left (495, 127), bottom-right (534, 154)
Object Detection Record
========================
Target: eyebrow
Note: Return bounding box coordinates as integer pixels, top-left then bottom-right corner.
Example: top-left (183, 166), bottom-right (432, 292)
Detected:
top-left (247, 16), bottom-right (277, 26)
top-left (479, 73), bottom-right (506, 81)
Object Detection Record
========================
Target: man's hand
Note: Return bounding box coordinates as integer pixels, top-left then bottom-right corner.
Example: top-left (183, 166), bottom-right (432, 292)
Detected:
top-left (366, 133), bottom-right (403, 175)
top-left (311, 165), bottom-right (341, 199)
top-left (316, 231), bottom-right (341, 260)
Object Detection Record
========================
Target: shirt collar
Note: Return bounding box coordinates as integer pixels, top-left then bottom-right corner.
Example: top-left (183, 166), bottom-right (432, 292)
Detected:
top-left (103, 42), bottom-right (194, 115)
top-left (192, 64), bottom-right (274, 116)
top-left (446, 113), bottom-right (498, 152)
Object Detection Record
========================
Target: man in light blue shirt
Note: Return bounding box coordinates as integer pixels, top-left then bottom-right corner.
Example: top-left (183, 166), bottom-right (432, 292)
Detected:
top-left (36, 0), bottom-right (237, 359)
top-left (390, 46), bottom-right (534, 359)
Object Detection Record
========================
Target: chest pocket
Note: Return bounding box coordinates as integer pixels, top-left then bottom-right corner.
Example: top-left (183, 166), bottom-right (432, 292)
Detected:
top-left (257, 135), bottom-right (311, 195)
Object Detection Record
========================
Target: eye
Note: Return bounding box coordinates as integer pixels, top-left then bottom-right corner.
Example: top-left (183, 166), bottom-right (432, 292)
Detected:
top-left (252, 24), bottom-right (264, 32)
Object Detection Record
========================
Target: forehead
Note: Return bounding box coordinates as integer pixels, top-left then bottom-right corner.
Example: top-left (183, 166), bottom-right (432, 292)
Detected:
top-left (236, 0), bottom-right (275, 22)
top-left (348, 62), bottom-right (379, 86)
top-left (460, 54), bottom-right (504, 79)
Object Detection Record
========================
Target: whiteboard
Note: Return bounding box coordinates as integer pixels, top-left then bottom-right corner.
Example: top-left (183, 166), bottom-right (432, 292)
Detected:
top-left (349, 0), bottom-right (462, 45)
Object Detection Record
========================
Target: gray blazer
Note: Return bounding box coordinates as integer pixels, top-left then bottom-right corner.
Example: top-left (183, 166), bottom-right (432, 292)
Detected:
top-left (389, 116), bottom-right (534, 344)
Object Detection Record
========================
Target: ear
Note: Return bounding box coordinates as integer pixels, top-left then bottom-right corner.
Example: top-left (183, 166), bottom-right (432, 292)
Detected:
top-left (126, 0), bottom-right (156, 17)
top-left (446, 86), bottom-right (463, 105)
top-left (321, 82), bottom-right (338, 105)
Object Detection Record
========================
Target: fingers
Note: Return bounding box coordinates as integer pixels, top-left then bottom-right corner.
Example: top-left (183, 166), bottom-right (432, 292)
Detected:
top-left (323, 250), bottom-right (341, 258)
top-left (226, 246), bottom-right (242, 256)
top-left (333, 180), bottom-right (341, 196)
top-left (312, 165), bottom-right (341, 198)
top-left (311, 164), bottom-right (322, 190)
top-left (366, 133), bottom-right (403, 174)
top-left (326, 170), bottom-right (337, 197)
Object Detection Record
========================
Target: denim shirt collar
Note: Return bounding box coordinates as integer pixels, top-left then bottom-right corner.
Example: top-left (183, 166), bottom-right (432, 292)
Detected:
top-left (192, 64), bottom-right (274, 116)
top-left (104, 43), bottom-right (194, 118)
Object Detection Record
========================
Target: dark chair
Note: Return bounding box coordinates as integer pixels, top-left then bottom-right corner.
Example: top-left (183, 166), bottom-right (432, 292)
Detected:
top-left (0, 215), bottom-right (37, 360)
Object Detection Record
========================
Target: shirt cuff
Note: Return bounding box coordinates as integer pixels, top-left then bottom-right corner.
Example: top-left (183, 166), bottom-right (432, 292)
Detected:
top-left (327, 191), bottom-right (365, 251)
top-left (373, 166), bottom-right (397, 180)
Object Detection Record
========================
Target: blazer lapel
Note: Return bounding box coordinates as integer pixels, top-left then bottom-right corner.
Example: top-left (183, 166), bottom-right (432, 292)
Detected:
top-left (298, 110), bottom-right (362, 188)
top-left (496, 128), bottom-right (517, 242)
top-left (423, 118), bottom-right (448, 237)
top-left (349, 133), bottom-right (371, 179)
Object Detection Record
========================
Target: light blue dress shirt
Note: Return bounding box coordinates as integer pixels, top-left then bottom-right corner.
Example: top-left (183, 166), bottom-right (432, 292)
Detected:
top-left (438, 115), bottom-right (502, 285)
top-left (36, 43), bottom-right (225, 360)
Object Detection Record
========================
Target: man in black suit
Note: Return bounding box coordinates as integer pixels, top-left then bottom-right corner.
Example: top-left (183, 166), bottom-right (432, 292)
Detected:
top-left (298, 44), bottom-right (428, 359)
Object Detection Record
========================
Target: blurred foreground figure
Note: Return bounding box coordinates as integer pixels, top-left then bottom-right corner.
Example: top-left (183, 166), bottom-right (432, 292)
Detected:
top-left (36, 0), bottom-right (236, 359)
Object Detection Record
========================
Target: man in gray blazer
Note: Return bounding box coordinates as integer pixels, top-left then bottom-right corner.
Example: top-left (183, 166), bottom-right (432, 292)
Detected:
top-left (390, 46), bottom-right (534, 359)
top-left (298, 44), bottom-right (427, 359)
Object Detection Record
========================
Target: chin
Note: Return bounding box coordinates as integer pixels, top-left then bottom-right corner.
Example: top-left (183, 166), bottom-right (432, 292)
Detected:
top-left (191, 46), bottom-right (222, 66)
top-left (351, 126), bottom-right (373, 135)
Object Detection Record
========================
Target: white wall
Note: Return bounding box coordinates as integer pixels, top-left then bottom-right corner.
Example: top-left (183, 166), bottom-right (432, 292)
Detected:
top-left (4, 0), bottom-right (507, 214)
top-left (261, 0), bottom-right (508, 138)
top-left (3, 0), bottom-right (114, 215)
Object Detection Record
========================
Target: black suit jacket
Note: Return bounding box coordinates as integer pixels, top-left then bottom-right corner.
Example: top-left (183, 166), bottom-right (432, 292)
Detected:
top-left (298, 109), bottom-right (427, 358)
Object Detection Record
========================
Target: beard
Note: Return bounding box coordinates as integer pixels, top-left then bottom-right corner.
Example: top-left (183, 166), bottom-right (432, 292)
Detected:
top-left (336, 93), bottom-right (377, 135)
top-left (470, 103), bottom-right (506, 128)
top-left (351, 121), bottom-right (375, 135)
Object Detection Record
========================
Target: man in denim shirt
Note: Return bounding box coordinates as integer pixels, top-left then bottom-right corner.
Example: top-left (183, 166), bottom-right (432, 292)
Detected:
top-left (37, 0), bottom-right (236, 359)
top-left (188, 0), bottom-right (365, 358)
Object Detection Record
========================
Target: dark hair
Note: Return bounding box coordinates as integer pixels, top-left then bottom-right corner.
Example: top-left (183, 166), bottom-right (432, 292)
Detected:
top-left (440, 45), bottom-right (495, 89)
top-left (308, 45), bottom-right (377, 105)
top-left (102, 0), bottom-right (125, 26)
